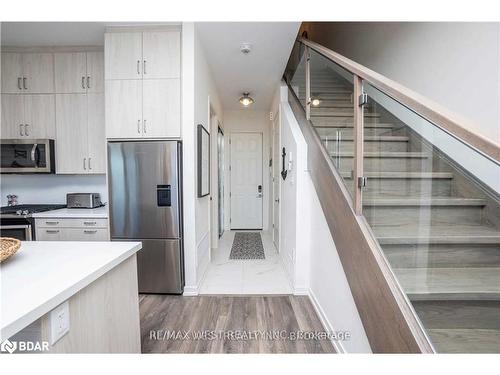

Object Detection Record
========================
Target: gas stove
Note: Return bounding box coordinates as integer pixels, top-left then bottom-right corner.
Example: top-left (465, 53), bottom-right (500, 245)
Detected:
top-left (0, 204), bottom-right (67, 218)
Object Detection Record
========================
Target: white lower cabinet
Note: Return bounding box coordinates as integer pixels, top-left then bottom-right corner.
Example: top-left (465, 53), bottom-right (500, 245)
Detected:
top-left (35, 218), bottom-right (109, 241)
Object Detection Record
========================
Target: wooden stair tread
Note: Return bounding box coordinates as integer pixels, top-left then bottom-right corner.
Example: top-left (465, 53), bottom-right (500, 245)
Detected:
top-left (333, 151), bottom-right (428, 158)
top-left (374, 224), bottom-right (500, 244)
top-left (363, 198), bottom-right (486, 207)
top-left (342, 171), bottom-right (453, 179)
top-left (312, 112), bottom-right (380, 118)
top-left (427, 329), bottom-right (500, 353)
top-left (314, 123), bottom-right (396, 129)
top-left (394, 267), bottom-right (500, 296)
top-left (322, 135), bottom-right (409, 142)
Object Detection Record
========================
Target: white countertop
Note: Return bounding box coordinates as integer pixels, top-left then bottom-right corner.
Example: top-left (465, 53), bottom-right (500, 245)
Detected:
top-left (32, 206), bottom-right (108, 219)
top-left (0, 241), bottom-right (141, 340)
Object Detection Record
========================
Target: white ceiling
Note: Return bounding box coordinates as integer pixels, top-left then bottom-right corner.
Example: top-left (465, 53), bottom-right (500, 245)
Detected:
top-left (1, 22), bottom-right (300, 110)
top-left (196, 22), bottom-right (300, 110)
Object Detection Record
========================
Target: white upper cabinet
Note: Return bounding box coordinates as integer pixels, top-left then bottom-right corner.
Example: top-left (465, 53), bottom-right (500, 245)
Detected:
top-left (1, 53), bottom-right (54, 94)
top-left (54, 52), bottom-right (104, 93)
top-left (86, 52), bottom-right (104, 93)
top-left (105, 80), bottom-right (143, 139)
top-left (1, 53), bottom-right (23, 94)
top-left (87, 93), bottom-right (106, 173)
top-left (22, 53), bottom-right (55, 93)
top-left (142, 79), bottom-right (181, 138)
top-left (54, 52), bottom-right (87, 93)
top-left (105, 32), bottom-right (143, 80)
top-left (1, 94), bottom-right (55, 139)
top-left (142, 31), bottom-right (180, 79)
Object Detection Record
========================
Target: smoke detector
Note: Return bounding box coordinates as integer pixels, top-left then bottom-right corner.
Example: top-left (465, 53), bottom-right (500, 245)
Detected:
top-left (240, 43), bottom-right (252, 54)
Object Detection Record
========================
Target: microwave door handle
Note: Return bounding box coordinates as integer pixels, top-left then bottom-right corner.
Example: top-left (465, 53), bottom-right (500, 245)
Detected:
top-left (30, 143), bottom-right (38, 165)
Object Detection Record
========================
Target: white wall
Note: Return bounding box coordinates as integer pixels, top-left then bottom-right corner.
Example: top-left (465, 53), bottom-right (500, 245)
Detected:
top-left (277, 83), bottom-right (371, 353)
top-left (223, 109), bottom-right (272, 231)
top-left (0, 175), bottom-right (107, 206)
top-left (304, 22), bottom-right (500, 142)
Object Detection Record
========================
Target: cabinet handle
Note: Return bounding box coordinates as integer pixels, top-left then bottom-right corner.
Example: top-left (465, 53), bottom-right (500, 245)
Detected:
top-left (17, 77), bottom-right (22, 90)
top-left (88, 157), bottom-right (92, 170)
top-left (143, 60), bottom-right (147, 75)
top-left (83, 221), bottom-right (97, 225)
top-left (82, 76), bottom-right (86, 89)
top-left (87, 76), bottom-right (90, 89)
top-left (83, 157), bottom-right (87, 170)
top-left (23, 77), bottom-right (27, 90)
top-left (45, 221), bottom-right (59, 225)
top-left (19, 124), bottom-right (24, 136)
top-left (84, 230), bottom-right (97, 234)
top-left (24, 124), bottom-right (29, 137)
top-left (137, 119), bottom-right (141, 133)
top-left (46, 230), bottom-right (60, 234)
top-left (137, 60), bottom-right (141, 75)
top-left (143, 119), bottom-right (147, 133)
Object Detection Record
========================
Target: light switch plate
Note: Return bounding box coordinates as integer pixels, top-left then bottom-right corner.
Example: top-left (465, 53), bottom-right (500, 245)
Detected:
top-left (50, 301), bottom-right (70, 345)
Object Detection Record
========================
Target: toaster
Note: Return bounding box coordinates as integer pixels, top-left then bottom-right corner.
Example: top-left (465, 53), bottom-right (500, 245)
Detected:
top-left (66, 193), bottom-right (103, 209)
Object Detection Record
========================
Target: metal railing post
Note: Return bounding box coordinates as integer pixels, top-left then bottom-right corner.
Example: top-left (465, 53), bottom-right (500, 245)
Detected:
top-left (305, 46), bottom-right (311, 120)
top-left (353, 75), bottom-right (364, 215)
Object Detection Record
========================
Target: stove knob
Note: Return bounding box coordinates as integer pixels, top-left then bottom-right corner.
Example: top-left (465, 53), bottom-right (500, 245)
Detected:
top-left (22, 210), bottom-right (29, 215)
top-left (16, 210), bottom-right (22, 215)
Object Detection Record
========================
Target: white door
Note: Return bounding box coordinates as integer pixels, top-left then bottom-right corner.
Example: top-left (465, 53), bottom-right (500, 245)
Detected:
top-left (105, 80), bottom-right (143, 139)
top-left (142, 31), bottom-right (181, 79)
top-left (105, 32), bottom-right (143, 80)
top-left (142, 79), bottom-right (180, 138)
top-left (24, 95), bottom-right (56, 139)
top-left (86, 52), bottom-right (104, 93)
top-left (272, 116), bottom-right (280, 250)
top-left (55, 94), bottom-right (88, 174)
top-left (230, 132), bottom-right (263, 229)
top-left (54, 52), bottom-right (87, 93)
top-left (87, 93), bottom-right (106, 174)
top-left (1, 53), bottom-right (23, 93)
top-left (22, 53), bottom-right (54, 93)
top-left (1, 95), bottom-right (24, 138)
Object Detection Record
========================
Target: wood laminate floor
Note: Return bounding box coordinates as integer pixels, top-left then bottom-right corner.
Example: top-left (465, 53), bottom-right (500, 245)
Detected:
top-left (139, 295), bottom-right (336, 354)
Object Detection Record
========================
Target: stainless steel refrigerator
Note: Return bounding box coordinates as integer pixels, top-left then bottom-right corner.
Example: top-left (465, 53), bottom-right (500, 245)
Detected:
top-left (108, 141), bottom-right (183, 294)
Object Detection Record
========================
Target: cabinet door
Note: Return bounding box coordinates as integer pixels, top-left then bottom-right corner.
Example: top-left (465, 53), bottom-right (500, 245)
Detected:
top-left (87, 93), bottom-right (106, 173)
top-left (22, 53), bottom-right (55, 93)
top-left (1, 53), bottom-right (23, 93)
top-left (55, 94), bottom-right (88, 173)
top-left (24, 95), bottom-right (56, 139)
top-left (54, 52), bottom-right (87, 93)
top-left (142, 31), bottom-right (180, 79)
top-left (1, 95), bottom-right (24, 138)
top-left (105, 32), bottom-right (142, 80)
top-left (86, 51), bottom-right (104, 93)
top-left (105, 80), bottom-right (143, 139)
top-left (142, 79), bottom-right (180, 138)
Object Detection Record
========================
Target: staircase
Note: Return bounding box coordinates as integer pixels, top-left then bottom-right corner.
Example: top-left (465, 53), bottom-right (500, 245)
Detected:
top-left (294, 69), bottom-right (500, 353)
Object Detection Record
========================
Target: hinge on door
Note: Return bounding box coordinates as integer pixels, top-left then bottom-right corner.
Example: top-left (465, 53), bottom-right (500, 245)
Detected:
top-left (358, 92), bottom-right (368, 107)
top-left (229, 165), bottom-right (231, 171)
top-left (357, 176), bottom-right (367, 188)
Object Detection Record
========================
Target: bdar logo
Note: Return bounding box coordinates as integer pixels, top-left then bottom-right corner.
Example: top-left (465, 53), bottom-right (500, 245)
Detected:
top-left (0, 339), bottom-right (17, 354)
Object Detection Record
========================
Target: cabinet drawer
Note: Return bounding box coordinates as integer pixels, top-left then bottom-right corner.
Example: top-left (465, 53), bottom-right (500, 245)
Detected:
top-left (36, 228), bottom-right (63, 241)
top-left (64, 228), bottom-right (109, 241)
top-left (36, 218), bottom-right (108, 228)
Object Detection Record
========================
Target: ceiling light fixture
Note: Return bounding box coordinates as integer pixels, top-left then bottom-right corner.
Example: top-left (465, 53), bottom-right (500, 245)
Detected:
top-left (311, 98), bottom-right (321, 107)
top-left (239, 92), bottom-right (255, 107)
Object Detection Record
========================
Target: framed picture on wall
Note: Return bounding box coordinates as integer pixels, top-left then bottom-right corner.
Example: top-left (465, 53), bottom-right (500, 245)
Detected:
top-left (197, 124), bottom-right (210, 197)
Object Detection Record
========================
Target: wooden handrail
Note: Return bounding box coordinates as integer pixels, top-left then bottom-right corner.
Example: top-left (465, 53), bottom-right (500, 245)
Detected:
top-left (299, 37), bottom-right (500, 164)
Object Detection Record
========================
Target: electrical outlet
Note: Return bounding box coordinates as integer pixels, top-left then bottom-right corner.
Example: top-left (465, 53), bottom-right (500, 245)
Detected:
top-left (50, 301), bottom-right (70, 345)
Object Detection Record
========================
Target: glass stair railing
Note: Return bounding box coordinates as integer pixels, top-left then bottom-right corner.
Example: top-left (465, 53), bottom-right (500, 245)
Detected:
top-left (286, 39), bottom-right (500, 353)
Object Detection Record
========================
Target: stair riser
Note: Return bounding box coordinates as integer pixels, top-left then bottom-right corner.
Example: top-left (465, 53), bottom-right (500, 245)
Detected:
top-left (364, 206), bottom-right (484, 226)
top-left (311, 111), bottom-right (380, 118)
top-left (337, 157), bottom-right (430, 172)
top-left (348, 179), bottom-right (452, 197)
top-left (383, 244), bottom-right (500, 269)
top-left (413, 301), bottom-right (500, 329)
top-left (325, 141), bottom-right (408, 153)
top-left (318, 127), bottom-right (399, 137)
top-left (312, 117), bottom-right (389, 125)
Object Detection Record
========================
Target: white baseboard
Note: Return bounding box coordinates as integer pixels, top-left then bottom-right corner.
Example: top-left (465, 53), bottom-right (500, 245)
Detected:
top-left (293, 288), bottom-right (309, 295)
top-left (183, 285), bottom-right (199, 296)
top-left (308, 288), bottom-right (346, 354)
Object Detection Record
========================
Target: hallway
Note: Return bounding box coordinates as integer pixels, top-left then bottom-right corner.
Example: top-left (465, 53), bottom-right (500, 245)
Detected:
top-left (139, 295), bottom-right (335, 353)
top-left (199, 231), bottom-right (292, 294)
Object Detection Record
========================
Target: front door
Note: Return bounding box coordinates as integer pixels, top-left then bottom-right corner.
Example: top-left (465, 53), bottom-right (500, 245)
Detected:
top-left (230, 132), bottom-right (263, 229)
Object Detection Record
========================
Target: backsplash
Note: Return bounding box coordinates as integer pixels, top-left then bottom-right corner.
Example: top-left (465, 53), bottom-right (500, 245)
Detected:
top-left (0, 175), bottom-right (108, 206)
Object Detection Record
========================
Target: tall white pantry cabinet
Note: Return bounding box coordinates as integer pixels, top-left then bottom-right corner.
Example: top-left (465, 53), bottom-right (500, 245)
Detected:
top-left (104, 29), bottom-right (181, 139)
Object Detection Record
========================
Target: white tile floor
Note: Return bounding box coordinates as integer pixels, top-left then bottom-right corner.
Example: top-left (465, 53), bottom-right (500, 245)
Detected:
top-left (199, 230), bottom-right (293, 294)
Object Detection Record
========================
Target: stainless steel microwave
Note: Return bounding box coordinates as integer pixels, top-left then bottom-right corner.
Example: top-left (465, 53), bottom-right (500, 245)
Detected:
top-left (0, 139), bottom-right (55, 174)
